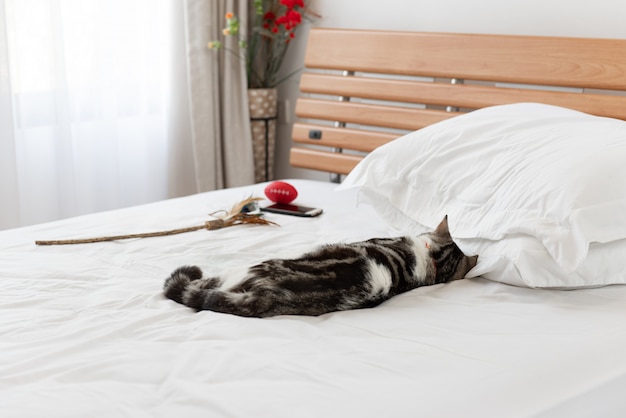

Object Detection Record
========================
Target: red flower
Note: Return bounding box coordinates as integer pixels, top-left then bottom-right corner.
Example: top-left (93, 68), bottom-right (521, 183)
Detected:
top-left (276, 9), bottom-right (302, 30)
top-left (280, 0), bottom-right (304, 9)
top-left (209, 0), bottom-right (316, 88)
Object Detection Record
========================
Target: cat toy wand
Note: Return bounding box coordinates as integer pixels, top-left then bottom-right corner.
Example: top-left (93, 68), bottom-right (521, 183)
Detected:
top-left (35, 197), bottom-right (278, 246)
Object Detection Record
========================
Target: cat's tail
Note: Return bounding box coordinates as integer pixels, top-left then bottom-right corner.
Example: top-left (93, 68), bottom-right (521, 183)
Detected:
top-left (163, 266), bottom-right (254, 315)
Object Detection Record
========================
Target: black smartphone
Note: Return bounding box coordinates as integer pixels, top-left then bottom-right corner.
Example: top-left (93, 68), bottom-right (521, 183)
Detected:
top-left (261, 203), bottom-right (323, 217)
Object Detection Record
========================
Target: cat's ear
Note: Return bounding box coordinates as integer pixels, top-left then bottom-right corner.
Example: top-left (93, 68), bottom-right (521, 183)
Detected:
top-left (466, 255), bottom-right (478, 270)
top-left (452, 254), bottom-right (478, 281)
top-left (433, 215), bottom-right (451, 239)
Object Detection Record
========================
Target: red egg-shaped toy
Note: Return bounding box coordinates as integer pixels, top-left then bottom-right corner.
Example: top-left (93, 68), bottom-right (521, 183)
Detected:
top-left (264, 181), bottom-right (298, 204)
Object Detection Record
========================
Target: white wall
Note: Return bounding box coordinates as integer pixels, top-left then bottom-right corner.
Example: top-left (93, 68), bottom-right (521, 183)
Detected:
top-left (274, 0), bottom-right (626, 180)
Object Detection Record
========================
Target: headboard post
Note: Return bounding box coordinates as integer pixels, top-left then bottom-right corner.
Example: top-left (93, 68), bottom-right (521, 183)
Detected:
top-left (329, 70), bottom-right (355, 184)
top-left (445, 78), bottom-right (464, 112)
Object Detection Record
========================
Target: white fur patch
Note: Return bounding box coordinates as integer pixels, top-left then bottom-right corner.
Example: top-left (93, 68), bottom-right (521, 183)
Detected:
top-left (412, 236), bottom-right (431, 279)
top-left (366, 259), bottom-right (392, 296)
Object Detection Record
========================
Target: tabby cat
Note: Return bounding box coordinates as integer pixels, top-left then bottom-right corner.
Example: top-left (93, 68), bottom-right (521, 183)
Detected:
top-left (163, 216), bottom-right (477, 317)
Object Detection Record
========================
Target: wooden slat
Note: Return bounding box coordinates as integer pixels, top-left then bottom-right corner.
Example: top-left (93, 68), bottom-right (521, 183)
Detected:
top-left (290, 147), bottom-right (362, 175)
top-left (305, 28), bottom-right (626, 90)
top-left (295, 98), bottom-right (459, 131)
top-left (301, 73), bottom-right (626, 120)
top-left (292, 123), bottom-right (399, 152)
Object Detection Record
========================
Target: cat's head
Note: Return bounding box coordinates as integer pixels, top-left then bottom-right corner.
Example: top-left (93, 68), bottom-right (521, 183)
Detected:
top-left (424, 215), bottom-right (478, 283)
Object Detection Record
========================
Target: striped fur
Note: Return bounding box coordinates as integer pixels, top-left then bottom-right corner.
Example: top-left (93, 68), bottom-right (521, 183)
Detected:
top-left (163, 216), bottom-right (477, 317)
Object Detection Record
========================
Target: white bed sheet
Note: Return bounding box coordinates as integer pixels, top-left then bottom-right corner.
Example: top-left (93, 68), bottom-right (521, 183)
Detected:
top-left (2, 179), bottom-right (626, 417)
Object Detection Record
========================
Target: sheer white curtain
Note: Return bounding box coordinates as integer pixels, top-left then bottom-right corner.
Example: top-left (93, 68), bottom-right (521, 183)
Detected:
top-left (0, 0), bottom-right (197, 230)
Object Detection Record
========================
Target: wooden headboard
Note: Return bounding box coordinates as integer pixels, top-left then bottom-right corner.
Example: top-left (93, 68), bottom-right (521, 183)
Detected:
top-left (290, 28), bottom-right (626, 178)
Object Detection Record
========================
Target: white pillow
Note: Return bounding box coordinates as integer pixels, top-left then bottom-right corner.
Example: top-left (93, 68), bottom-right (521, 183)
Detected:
top-left (338, 103), bottom-right (626, 287)
top-left (466, 236), bottom-right (626, 289)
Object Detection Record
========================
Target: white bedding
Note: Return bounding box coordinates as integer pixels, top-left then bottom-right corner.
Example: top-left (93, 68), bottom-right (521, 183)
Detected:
top-left (2, 179), bottom-right (626, 417)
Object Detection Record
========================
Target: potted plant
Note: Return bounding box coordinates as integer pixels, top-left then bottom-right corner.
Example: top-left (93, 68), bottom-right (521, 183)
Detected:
top-left (209, 0), bottom-right (316, 182)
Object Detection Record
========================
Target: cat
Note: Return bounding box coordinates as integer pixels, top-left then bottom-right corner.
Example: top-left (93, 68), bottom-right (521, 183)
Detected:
top-left (163, 215), bottom-right (477, 318)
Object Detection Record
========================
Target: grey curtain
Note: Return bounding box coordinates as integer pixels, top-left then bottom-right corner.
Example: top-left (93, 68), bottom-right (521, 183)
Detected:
top-left (183, 0), bottom-right (255, 191)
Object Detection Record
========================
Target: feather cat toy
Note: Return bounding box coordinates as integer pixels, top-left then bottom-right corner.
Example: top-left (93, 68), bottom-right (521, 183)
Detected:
top-left (35, 197), bottom-right (275, 246)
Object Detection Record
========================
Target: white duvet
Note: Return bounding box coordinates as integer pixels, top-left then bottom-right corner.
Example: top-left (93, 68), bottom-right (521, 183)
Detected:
top-left (2, 180), bottom-right (626, 417)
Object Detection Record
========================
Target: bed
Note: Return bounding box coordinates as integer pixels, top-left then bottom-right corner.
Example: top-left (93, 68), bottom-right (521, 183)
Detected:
top-left (3, 28), bottom-right (626, 417)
